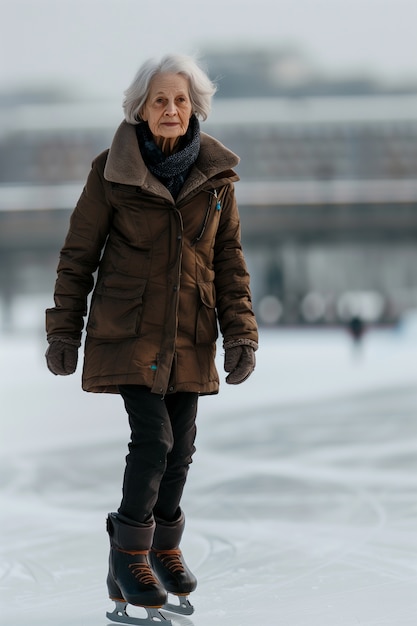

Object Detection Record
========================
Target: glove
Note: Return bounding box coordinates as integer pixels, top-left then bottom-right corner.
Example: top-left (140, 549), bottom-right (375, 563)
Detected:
top-left (45, 337), bottom-right (80, 376)
top-left (224, 339), bottom-right (257, 385)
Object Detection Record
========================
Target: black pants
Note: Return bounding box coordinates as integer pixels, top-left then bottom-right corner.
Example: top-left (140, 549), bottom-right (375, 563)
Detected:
top-left (117, 385), bottom-right (198, 524)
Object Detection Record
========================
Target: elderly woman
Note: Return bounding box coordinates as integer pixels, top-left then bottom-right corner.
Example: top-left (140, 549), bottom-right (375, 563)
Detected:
top-left (45, 54), bottom-right (258, 623)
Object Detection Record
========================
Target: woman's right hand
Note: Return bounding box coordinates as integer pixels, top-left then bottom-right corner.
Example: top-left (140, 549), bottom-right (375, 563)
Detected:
top-left (45, 338), bottom-right (79, 375)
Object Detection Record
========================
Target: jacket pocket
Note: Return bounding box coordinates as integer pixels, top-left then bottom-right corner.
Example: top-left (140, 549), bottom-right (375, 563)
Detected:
top-left (87, 276), bottom-right (147, 339)
top-left (195, 281), bottom-right (218, 344)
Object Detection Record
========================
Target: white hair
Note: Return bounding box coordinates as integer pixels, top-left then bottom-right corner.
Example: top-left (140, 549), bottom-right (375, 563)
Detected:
top-left (123, 54), bottom-right (217, 124)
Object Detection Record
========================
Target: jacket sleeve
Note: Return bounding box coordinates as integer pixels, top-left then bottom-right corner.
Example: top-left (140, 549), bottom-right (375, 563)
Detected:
top-left (213, 183), bottom-right (258, 346)
top-left (45, 152), bottom-right (113, 342)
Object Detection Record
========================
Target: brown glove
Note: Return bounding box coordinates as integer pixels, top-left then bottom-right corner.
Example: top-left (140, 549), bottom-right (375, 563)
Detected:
top-left (45, 337), bottom-right (80, 376)
top-left (224, 339), bottom-right (257, 385)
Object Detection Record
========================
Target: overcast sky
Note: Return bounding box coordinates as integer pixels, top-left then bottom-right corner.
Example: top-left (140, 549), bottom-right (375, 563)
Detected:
top-left (2, 0), bottom-right (417, 100)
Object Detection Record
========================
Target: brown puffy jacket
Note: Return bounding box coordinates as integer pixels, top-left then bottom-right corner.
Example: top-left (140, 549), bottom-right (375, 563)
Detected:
top-left (46, 121), bottom-right (258, 395)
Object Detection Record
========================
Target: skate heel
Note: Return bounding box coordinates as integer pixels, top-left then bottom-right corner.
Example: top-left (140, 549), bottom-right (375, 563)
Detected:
top-left (107, 570), bottom-right (125, 601)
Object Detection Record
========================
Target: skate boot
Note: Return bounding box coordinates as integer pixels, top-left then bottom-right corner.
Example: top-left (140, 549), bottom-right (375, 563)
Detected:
top-left (106, 512), bottom-right (170, 626)
top-left (149, 510), bottom-right (197, 616)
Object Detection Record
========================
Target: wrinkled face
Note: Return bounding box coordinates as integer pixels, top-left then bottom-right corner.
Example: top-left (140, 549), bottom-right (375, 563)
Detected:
top-left (141, 72), bottom-right (193, 147)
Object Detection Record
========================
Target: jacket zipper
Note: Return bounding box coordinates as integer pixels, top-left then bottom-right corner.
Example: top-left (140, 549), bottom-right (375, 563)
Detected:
top-left (190, 189), bottom-right (220, 246)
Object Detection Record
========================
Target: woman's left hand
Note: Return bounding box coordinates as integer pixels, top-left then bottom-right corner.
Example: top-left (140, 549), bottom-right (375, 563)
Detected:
top-left (224, 343), bottom-right (256, 384)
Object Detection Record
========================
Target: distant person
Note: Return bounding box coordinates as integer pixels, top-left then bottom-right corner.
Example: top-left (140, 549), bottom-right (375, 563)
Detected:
top-left (347, 314), bottom-right (366, 357)
top-left (45, 54), bottom-right (258, 623)
top-left (348, 315), bottom-right (365, 343)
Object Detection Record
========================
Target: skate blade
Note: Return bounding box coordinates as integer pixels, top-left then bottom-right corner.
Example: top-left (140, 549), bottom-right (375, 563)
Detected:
top-left (162, 594), bottom-right (194, 616)
top-left (106, 600), bottom-right (173, 626)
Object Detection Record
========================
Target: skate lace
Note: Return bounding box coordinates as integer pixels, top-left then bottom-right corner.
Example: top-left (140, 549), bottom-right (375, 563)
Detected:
top-left (128, 562), bottom-right (159, 585)
top-left (155, 549), bottom-right (184, 574)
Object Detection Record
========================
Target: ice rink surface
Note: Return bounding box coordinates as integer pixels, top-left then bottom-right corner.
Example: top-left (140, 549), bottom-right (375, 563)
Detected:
top-left (1, 324), bottom-right (417, 625)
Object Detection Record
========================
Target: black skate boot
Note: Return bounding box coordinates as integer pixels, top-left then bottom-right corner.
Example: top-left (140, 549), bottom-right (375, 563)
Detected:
top-left (149, 510), bottom-right (197, 615)
top-left (106, 512), bottom-right (170, 626)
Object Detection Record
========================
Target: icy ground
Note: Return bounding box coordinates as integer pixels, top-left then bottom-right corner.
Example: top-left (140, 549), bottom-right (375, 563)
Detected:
top-left (1, 324), bottom-right (417, 625)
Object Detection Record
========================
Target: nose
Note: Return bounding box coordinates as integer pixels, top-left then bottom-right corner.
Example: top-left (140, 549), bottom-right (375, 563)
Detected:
top-left (164, 100), bottom-right (177, 116)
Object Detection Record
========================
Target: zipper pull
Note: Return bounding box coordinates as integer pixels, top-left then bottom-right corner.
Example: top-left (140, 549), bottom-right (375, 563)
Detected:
top-left (214, 189), bottom-right (221, 211)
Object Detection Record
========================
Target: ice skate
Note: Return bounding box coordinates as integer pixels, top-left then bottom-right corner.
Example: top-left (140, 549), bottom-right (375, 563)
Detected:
top-left (150, 511), bottom-right (197, 615)
top-left (149, 548), bottom-right (196, 615)
top-left (106, 513), bottom-right (170, 626)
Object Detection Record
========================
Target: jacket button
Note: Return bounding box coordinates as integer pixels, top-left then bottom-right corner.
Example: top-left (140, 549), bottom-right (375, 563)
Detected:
top-left (169, 386), bottom-right (174, 392)
top-left (173, 285), bottom-right (178, 291)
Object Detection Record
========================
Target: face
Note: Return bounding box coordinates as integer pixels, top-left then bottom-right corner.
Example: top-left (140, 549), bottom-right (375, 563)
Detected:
top-left (141, 72), bottom-right (193, 149)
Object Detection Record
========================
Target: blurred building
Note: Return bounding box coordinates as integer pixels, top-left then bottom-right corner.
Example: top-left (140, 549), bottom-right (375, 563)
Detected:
top-left (1, 90), bottom-right (417, 330)
top-left (205, 96), bottom-right (417, 326)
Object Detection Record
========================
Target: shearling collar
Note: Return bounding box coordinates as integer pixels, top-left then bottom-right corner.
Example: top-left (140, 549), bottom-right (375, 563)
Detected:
top-left (103, 120), bottom-right (240, 203)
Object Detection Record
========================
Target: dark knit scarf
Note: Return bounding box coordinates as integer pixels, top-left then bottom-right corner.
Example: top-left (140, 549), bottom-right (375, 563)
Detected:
top-left (136, 114), bottom-right (200, 199)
